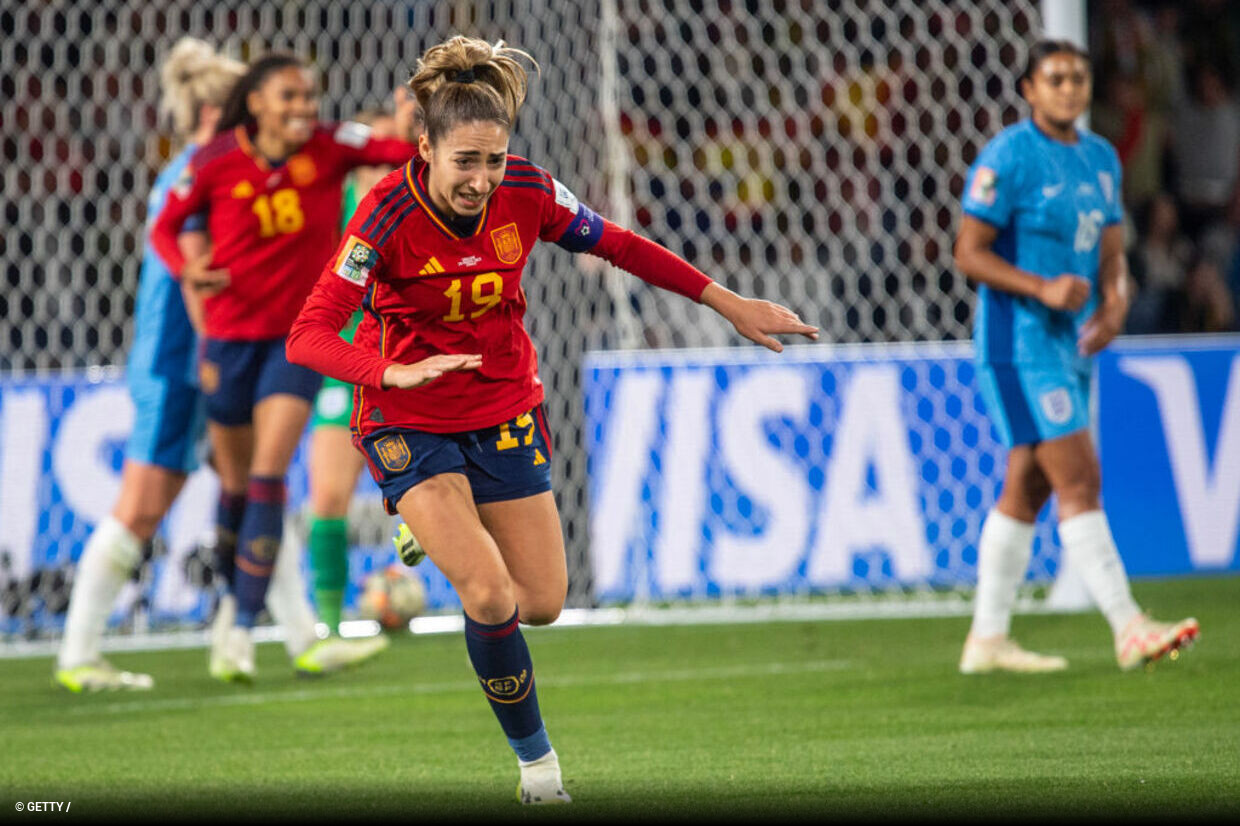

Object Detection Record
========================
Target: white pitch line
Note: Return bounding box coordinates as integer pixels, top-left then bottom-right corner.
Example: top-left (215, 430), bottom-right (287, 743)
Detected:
top-left (62, 659), bottom-right (852, 717)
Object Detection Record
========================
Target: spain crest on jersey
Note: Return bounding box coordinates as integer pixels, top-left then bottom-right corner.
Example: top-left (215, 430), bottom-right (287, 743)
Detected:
top-left (288, 154), bottom-right (317, 187)
top-left (333, 235), bottom-right (379, 286)
top-left (490, 222), bottom-right (522, 264)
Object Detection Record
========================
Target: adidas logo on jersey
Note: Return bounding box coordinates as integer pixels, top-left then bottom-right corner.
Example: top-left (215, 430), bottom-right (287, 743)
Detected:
top-left (418, 257), bottom-right (446, 276)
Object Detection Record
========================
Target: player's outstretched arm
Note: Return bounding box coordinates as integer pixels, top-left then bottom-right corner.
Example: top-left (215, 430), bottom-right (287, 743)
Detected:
top-left (700, 282), bottom-right (818, 352)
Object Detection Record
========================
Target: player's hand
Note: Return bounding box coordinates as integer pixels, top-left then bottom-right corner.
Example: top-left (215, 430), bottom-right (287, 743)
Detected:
top-left (1037, 274), bottom-right (1091, 312)
top-left (702, 283), bottom-right (819, 353)
top-left (382, 353), bottom-right (482, 389)
top-left (1077, 300), bottom-right (1127, 356)
top-left (183, 254), bottom-right (230, 297)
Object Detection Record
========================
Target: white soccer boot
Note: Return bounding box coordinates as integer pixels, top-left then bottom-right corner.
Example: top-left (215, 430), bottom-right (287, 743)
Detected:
top-left (293, 634), bottom-right (390, 676)
top-left (210, 625), bottom-right (256, 683)
top-left (54, 659), bottom-right (154, 693)
top-left (959, 634), bottom-right (1068, 674)
top-left (517, 748), bottom-right (571, 805)
top-left (1115, 614), bottom-right (1199, 671)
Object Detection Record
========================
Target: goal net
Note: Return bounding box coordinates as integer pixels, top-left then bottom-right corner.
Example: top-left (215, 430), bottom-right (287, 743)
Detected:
top-left (1, 0), bottom-right (1054, 639)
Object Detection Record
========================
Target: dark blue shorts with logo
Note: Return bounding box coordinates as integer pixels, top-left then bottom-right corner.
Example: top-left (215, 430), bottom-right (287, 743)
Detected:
top-left (200, 337), bottom-right (323, 426)
top-left (358, 405), bottom-right (554, 513)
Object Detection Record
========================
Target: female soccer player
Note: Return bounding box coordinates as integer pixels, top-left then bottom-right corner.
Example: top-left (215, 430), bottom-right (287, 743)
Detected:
top-left (54, 38), bottom-right (243, 693)
top-left (306, 105), bottom-right (406, 634)
top-left (150, 53), bottom-right (419, 682)
top-left (955, 40), bottom-right (1198, 674)
top-left (287, 36), bottom-right (818, 804)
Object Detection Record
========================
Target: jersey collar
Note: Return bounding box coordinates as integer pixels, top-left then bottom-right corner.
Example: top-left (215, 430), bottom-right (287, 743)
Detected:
top-left (405, 159), bottom-right (489, 241)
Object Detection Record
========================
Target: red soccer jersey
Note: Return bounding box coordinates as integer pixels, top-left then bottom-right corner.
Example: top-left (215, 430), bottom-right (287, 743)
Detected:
top-left (150, 122), bottom-right (416, 340)
top-left (287, 154), bottom-right (713, 435)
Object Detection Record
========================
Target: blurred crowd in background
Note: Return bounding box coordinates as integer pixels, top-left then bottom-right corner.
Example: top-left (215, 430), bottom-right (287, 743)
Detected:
top-left (1090, 0), bottom-right (1240, 334)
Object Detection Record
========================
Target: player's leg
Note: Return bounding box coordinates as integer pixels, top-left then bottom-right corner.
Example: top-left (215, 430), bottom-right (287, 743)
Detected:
top-left (462, 406), bottom-right (568, 802)
top-left (57, 372), bottom-right (201, 692)
top-left (206, 418), bottom-right (256, 681)
top-left (1034, 428), bottom-right (1199, 669)
top-left (307, 382), bottom-right (363, 633)
top-left (962, 365), bottom-right (1065, 673)
top-left (393, 471), bottom-right (568, 804)
top-left (287, 423), bottom-right (390, 677)
top-left (476, 491), bottom-right (567, 627)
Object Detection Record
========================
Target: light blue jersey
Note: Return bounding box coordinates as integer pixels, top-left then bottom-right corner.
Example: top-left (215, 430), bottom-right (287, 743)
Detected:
top-left (963, 119), bottom-right (1124, 373)
top-left (126, 144), bottom-right (207, 472)
top-left (962, 120), bottom-right (1124, 447)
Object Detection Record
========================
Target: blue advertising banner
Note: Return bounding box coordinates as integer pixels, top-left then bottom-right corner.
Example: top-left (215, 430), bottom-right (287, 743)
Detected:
top-left (0, 371), bottom-right (461, 634)
top-left (584, 337), bottom-right (1240, 604)
top-left (1097, 337), bottom-right (1240, 577)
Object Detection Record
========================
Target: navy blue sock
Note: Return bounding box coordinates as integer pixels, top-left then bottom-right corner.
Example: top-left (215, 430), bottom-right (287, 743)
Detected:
top-left (464, 609), bottom-right (552, 761)
top-left (214, 491), bottom-right (247, 588)
top-left (233, 476), bottom-right (285, 628)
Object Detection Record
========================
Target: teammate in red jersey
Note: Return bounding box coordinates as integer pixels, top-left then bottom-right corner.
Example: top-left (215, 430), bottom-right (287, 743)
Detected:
top-left (149, 53), bottom-right (419, 682)
top-left (287, 36), bottom-right (817, 804)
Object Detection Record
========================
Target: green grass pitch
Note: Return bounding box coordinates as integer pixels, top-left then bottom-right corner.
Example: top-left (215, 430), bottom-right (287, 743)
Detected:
top-left (2, 576), bottom-right (1237, 821)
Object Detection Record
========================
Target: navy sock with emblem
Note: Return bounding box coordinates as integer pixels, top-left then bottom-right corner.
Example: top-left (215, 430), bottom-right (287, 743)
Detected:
top-left (233, 476), bottom-right (285, 628)
top-left (464, 609), bottom-right (552, 762)
top-left (214, 491), bottom-right (247, 588)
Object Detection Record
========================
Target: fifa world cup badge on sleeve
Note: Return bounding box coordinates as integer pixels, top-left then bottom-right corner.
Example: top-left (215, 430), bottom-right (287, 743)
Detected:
top-left (969, 167), bottom-right (997, 206)
top-left (333, 235), bottom-right (379, 286)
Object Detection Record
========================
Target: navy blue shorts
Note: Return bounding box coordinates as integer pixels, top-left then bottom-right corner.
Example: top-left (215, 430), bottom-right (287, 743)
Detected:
top-left (200, 337), bottom-right (323, 426)
top-left (358, 405), bottom-right (554, 513)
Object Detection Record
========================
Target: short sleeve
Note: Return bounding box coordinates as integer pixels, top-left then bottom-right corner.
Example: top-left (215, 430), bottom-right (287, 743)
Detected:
top-left (962, 136), bottom-right (1021, 229)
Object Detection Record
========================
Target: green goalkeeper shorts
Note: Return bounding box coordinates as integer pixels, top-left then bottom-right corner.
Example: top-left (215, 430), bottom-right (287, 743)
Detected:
top-left (311, 377), bottom-right (354, 430)
top-left (310, 309), bottom-right (362, 431)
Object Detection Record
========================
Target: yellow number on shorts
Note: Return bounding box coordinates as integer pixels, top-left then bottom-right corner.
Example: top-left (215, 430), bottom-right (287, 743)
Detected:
top-left (495, 412), bottom-right (536, 451)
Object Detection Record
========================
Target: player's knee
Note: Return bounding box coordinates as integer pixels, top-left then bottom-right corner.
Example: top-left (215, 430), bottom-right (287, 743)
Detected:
top-left (460, 577), bottom-right (517, 623)
top-left (112, 505), bottom-right (163, 543)
top-left (520, 601), bottom-right (562, 626)
top-left (1054, 473), bottom-right (1101, 511)
top-left (309, 487), bottom-right (351, 519)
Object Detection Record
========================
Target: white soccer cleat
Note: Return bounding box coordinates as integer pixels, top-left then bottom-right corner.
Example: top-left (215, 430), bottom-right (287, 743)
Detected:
top-left (210, 625), bottom-right (256, 683)
top-left (1115, 614), bottom-right (1199, 671)
top-left (293, 634), bottom-right (391, 676)
top-left (959, 634), bottom-right (1068, 674)
top-left (54, 659), bottom-right (154, 693)
top-left (517, 748), bottom-right (571, 805)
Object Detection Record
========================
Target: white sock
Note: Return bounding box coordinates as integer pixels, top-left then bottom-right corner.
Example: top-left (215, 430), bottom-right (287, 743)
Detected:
top-left (265, 525), bottom-right (320, 658)
top-left (1057, 510), bottom-right (1142, 635)
top-left (58, 516), bottom-right (142, 670)
top-left (969, 509), bottom-right (1035, 639)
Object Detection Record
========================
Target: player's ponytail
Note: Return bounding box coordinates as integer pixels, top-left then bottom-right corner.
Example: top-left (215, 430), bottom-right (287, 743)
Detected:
top-left (216, 53), bottom-right (305, 134)
top-left (159, 37), bottom-right (245, 138)
top-left (408, 36), bottom-right (538, 144)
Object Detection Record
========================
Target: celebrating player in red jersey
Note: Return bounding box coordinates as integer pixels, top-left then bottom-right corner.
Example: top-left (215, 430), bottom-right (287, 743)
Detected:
top-left (287, 36), bottom-right (817, 804)
top-left (150, 53), bottom-right (418, 683)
